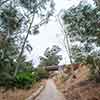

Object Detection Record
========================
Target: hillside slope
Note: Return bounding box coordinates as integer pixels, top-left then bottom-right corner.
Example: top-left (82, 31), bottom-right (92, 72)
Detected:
top-left (55, 65), bottom-right (100, 100)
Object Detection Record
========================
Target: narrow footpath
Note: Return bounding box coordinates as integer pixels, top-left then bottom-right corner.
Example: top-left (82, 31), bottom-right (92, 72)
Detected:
top-left (35, 79), bottom-right (65, 100)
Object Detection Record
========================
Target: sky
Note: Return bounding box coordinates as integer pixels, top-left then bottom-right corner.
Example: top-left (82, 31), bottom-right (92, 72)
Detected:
top-left (27, 0), bottom-right (94, 67)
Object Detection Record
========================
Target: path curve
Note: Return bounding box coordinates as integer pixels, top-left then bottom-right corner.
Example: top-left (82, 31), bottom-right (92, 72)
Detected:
top-left (35, 79), bottom-right (65, 100)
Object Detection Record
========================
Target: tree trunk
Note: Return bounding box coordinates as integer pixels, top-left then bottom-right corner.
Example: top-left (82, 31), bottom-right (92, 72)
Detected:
top-left (13, 15), bottom-right (35, 77)
top-left (56, 16), bottom-right (74, 76)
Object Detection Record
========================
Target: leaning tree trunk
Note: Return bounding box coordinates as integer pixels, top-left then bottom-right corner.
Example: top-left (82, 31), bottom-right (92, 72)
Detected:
top-left (13, 0), bottom-right (48, 77)
top-left (13, 15), bottom-right (35, 77)
top-left (56, 16), bottom-right (74, 75)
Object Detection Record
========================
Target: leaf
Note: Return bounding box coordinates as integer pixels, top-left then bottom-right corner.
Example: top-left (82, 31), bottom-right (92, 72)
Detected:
top-left (33, 29), bottom-right (39, 35)
top-left (26, 44), bottom-right (33, 53)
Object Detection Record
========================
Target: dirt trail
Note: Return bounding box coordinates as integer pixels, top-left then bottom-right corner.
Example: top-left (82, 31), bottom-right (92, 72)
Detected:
top-left (35, 79), bottom-right (66, 100)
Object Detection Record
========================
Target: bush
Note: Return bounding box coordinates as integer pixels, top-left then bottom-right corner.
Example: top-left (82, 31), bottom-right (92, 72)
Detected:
top-left (0, 73), bottom-right (15, 88)
top-left (35, 68), bottom-right (49, 79)
top-left (89, 64), bottom-right (100, 83)
top-left (15, 71), bottom-right (39, 88)
top-left (15, 68), bottom-right (49, 88)
top-left (0, 68), bottom-right (48, 89)
top-left (86, 56), bottom-right (100, 83)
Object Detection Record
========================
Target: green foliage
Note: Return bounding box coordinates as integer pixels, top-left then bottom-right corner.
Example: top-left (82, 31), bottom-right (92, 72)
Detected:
top-left (63, 2), bottom-right (100, 45)
top-left (0, 73), bottom-right (14, 87)
top-left (15, 71), bottom-right (38, 88)
top-left (0, 0), bottom-right (55, 87)
top-left (39, 45), bottom-right (62, 66)
top-left (18, 61), bottom-right (34, 72)
top-left (35, 68), bottom-right (49, 79)
top-left (94, 0), bottom-right (100, 8)
top-left (63, 1), bottom-right (100, 81)
top-left (71, 45), bottom-right (86, 64)
top-left (86, 55), bottom-right (100, 82)
top-left (63, 4), bottom-right (98, 36)
top-left (0, 67), bottom-right (49, 88)
top-left (0, 71), bottom-right (40, 89)
top-left (0, 7), bottom-right (21, 33)
top-left (0, 40), bottom-right (19, 81)
top-left (0, 6), bottom-right (23, 82)
top-left (14, 68), bottom-right (48, 88)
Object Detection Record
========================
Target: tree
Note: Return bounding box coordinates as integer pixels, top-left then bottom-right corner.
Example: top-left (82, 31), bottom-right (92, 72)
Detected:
top-left (39, 45), bottom-right (62, 66)
top-left (62, 1), bottom-right (100, 80)
top-left (56, 14), bottom-right (72, 64)
top-left (0, 0), bottom-right (55, 77)
top-left (71, 45), bottom-right (86, 64)
top-left (63, 2), bottom-right (100, 61)
top-left (94, 0), bottom-right (100, 8)
top-left (0, 6), bottom-right (22, 80)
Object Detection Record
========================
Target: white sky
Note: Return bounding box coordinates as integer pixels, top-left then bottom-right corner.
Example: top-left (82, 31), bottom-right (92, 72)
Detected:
top-left (27, 0), bottom-right (94, 67)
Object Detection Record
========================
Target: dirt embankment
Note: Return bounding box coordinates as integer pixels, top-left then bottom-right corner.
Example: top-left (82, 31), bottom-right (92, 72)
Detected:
top-left (55, 65), bottom-right (100, 100)
top-left (0, 80), bottom-right (46, 100)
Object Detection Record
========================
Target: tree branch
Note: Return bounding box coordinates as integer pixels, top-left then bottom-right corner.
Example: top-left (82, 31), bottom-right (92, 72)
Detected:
top-left (0, 0), bottom-right (10, 6)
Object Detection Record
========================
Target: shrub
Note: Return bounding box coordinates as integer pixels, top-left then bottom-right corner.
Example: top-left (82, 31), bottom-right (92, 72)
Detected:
top-left (0, 73), bottom-right (15, 88)
top-left (15, 71), bottom-right (39, 88)
top-left (89, 66), bottom-right (100, 82)
top-left (36, 68), bottom-right (49, 79)
top-left (0, 68), bottom-right (48, 89)
top-left (86, 56), bottom-right (100, 83)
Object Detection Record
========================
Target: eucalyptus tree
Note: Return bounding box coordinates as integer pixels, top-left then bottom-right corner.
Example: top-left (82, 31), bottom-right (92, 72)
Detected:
top-left (63, 3), bottom-right (100, 79)
top-left (13, 0), bottom-right (55, 77)
top-left (63, 2), bottom-right (100, 61)
top-left (0, 5), bottom-right (23, 80)
top-left (62, 1), bottom-right (100, 80)
top-left (0, 0), bottom-right (55, 77)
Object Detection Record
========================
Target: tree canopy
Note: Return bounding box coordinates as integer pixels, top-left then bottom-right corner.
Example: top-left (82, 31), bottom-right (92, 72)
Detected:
top-left (0, 0), bottom-right (55, 80)
top-left (63, 1), bottom-right (100, 62)
top-left (62, 1), bottom-right (100, 80)
top-left (39, 45), bottom-right (62, 66)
